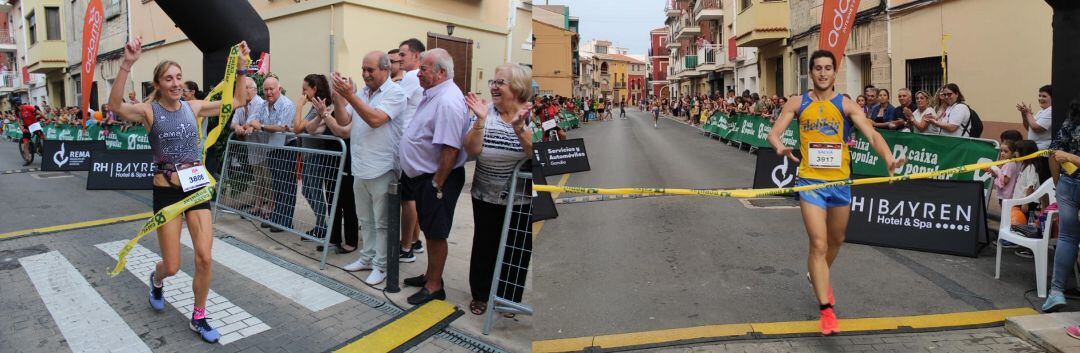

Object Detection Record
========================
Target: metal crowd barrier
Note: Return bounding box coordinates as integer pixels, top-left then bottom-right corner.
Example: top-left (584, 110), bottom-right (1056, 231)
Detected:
top-left (483, 159), bottom-right (535, 334)
top-left (212, 131), bottom-right (348, 270)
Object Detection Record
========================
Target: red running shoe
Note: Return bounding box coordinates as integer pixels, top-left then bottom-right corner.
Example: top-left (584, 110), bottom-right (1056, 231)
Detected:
top-left (819, 305), bottom-right (839, 336)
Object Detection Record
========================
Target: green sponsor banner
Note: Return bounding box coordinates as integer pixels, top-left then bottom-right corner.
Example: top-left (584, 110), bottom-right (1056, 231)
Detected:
top-left (38, 123), bottom-right (150, 150)
top-left (4, 122), bottom-right (20, 140)
top-left (558, 110), bottom-right (580, 129)
top-left (702, 112), bottom-right (997, 187)
top-left (849, 129), bottom-right (998, 187)
top-left (704, 113), bottom-right (796, 148)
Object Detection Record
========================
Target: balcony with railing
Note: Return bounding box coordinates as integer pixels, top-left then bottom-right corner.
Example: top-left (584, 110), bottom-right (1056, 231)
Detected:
top-left (0, 29), bottom-right (14, 52)
top-left (696, 44), bottom-right (719, 72)
top-left (0, 70), bottom-right (21, 91)
top-left (694, 0), bottom-right (723, 22)
top-left (732, 47), bottom-right (753, 62)
top-left (735, 0), bottom-right (790, 47)
top-left (676, 54), bottom-right (702, 78)
top-left (675, 13), bottom-right (700, 39)
top-left (666, 34), bottom-right (681, 49)
top-left (665, 6), bottom-right (681, 18)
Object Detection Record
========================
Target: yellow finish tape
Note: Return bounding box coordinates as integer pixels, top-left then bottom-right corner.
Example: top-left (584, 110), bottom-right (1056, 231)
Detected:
top-left (109, 45), bottom-right (244, 277)
top-left (533, 150), bottom-right (1051, 198)
top-left (333, 300), bottom-right (457, 353)
top-left (1063, 161), bottom-right (1078, 175)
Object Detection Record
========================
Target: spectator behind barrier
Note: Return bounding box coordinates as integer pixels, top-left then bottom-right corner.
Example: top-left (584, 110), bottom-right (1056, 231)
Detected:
top-left (291, 73), bottom-right (340, 250)
top-left (930, 83), bottom-right (970, 137)
top-left (259, 75), bottom-right (299, 234)
top-left (231, 76), bottom-right (274, 220)
top-left (398, 48), bottom-right (469, 306)
top-left (462, 63), bottom-right (535, 317)
top-left (398, 37), bottom-right (427, 262)
top-left (330, 51), bottom-right (407, 286)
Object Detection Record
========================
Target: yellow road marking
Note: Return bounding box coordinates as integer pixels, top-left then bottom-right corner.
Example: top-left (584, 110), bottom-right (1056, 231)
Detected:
top-left (0, 212), bottom-right (153, 240)
top-left (532, 173), bottom-right (571, 237)
top-left (334, 300), bottom-right (457, 353)
top-left (531, 307), bottom-right (1038, 353)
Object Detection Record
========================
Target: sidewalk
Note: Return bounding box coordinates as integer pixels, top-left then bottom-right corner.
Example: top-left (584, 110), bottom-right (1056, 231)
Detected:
top-left (1009, 312), bottom-right (1080, 353)
top-left (212, 161), bottom-right (532, 353)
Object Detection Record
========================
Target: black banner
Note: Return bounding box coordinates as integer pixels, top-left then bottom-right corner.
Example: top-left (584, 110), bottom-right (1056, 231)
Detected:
top-left (533, 138), bottom-right (591, 176)
top-left (753, 148), bottom-right (800, 190)
top-left (527, 159), bottom-right (558, 222)
top-left (42, 140), bottom-right (103, 171)
top-left (87, 150), bottom-right (156, 190)
top-left (846, 178), bottom-right (987, 257)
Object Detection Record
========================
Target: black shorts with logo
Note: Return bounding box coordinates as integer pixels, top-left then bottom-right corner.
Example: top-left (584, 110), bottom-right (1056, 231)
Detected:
top-left (400, 167), bottom-right (466, 239)
top-left (153, 185), bottom-right (211, 214)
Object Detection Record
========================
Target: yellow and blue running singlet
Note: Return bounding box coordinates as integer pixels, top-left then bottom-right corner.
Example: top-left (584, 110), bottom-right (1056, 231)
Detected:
top-left (794, 92), bottom-right (853, 209)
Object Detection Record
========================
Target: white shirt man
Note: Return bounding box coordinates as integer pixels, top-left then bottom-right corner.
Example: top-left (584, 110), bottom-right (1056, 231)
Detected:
top-left (348, 77), bottom-right (406, 179)
top-left (332, 51), bottom-right (407, 285)
top-left (398, 69), bottom-right (423, 136)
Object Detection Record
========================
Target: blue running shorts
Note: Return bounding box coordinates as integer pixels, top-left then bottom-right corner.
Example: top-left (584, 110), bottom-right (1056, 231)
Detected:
top-left (795, 178), bottom-right (852, 209)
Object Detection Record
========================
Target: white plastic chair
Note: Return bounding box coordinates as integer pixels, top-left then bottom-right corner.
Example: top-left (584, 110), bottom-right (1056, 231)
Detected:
top-left (995, 178), bottom-right (1056, 298)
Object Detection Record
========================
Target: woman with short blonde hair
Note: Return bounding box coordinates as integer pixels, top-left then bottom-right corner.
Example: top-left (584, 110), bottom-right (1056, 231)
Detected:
top-left (462, 63), bottom-right (535, 316)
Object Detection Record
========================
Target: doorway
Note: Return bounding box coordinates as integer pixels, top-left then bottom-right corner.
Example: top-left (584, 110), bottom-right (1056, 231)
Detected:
top-left (427, 33), bottom-right (473, 94)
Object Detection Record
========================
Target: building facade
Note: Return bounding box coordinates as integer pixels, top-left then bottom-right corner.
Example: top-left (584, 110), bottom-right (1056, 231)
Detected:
top-left (63, 0), bottom-right (129, 113)
top-left (887, 0), bottom-right (1050, 137)
top-left (0, 0), bottom-right (41, 111)
top-left (533, 20), bottom-right (574, 97)
top-left (648, 27), bottom-right (669, 100)
top-left (627, 56), bottom-right (646, 105)
top-left (20, 0), bottom-right (65, 108)
top-left (663, 0), bottom-right (759, 100)
top-left (124, 0), bottom-right (520, 106)
top-left (510, 1), bottom-right (533, 67)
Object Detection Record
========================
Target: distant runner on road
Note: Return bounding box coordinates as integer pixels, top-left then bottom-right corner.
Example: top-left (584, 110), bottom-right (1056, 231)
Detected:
top-left (766, 49), bottom-right (904, 336)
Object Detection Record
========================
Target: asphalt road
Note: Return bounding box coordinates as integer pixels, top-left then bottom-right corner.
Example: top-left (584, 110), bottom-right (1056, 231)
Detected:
top-left (0, 139), bottom-right (151, 234)
top-left (0, 138), bottom-right (490, 353)
top-left (532, 109), bottom-right (1052, 340)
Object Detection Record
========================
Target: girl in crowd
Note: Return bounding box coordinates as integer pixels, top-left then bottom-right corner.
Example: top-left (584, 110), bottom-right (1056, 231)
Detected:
top-left (108, 37), bottom-right (250, 343)
top-left (463, 64), bottom-right (535, 317)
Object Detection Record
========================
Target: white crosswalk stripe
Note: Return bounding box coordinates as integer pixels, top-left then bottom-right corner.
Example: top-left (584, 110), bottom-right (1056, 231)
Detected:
top-left (19, 251), bottom-right (153, 353)
top-left (179, 229), bottom-right (348, 312)
top-left (95, 240), bottom-right (271, 345)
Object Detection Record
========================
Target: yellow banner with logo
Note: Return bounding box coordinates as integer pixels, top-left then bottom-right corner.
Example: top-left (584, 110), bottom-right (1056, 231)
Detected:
top-left (110, 45), bottom-right (244, 277)
top-left (534, 150), bottom-right (1056, 198)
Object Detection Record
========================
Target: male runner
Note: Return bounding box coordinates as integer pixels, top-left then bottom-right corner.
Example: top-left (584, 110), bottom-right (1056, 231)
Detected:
top-left (766, 50), bottom-right (904, 336)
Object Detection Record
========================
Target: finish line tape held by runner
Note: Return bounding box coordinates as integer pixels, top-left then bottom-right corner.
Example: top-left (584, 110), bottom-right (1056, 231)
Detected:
top-left (109, 45), bottom-right (244, 277)
top-left (533, 150), bottom-right (1059, 198)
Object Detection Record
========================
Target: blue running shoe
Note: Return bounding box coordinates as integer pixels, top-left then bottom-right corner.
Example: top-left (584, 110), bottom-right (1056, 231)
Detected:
top-left (148, 271), bottom-right (165, 311)
top-left (1043, 293), bottom-right (1067, 313)
top-left (190, 317), bottom-right (220, 343)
